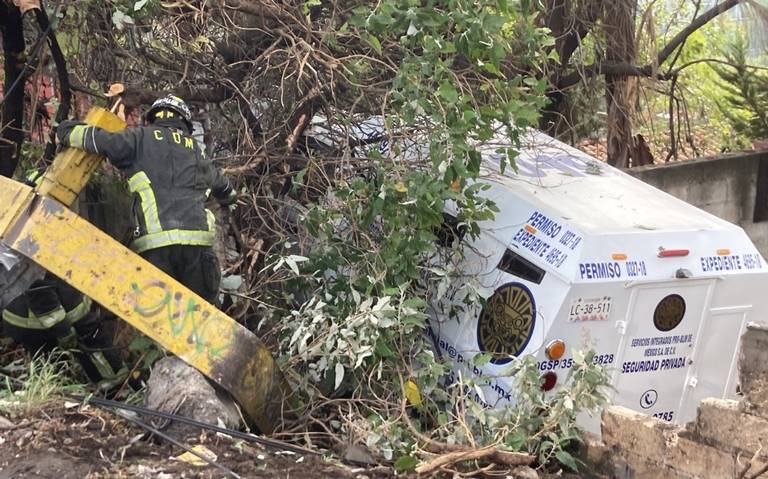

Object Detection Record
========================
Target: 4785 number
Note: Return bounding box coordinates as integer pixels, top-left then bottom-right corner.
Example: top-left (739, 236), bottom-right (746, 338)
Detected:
top-left (653, 411), bottom-right (674, 422)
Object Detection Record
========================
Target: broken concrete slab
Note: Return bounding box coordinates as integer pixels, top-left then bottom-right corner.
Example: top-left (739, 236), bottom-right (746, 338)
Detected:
top-left (586, 325), bottom-right (768, 479)
top-left (601, 406), bottom-right (680, 459)
top-left (688, 397), bottom-right (768, 454)
top-left (145, 356), bottom-right (241, 440)
top-left (664, 435), bottom-right (736, 478)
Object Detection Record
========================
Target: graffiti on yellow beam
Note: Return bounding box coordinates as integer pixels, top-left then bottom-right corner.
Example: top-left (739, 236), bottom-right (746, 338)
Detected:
top-left (127, 279), bottom-right (237, 361)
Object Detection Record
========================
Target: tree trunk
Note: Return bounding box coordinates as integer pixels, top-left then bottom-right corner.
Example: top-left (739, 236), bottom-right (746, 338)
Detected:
top-left (540, 0), bottom-right (605, 138)
top-left (539, 0), bottom-right (568, 136)
top-left (0, 5), bottom-right (26, 178)
top-left (604, 0), bottom-right (637, 168)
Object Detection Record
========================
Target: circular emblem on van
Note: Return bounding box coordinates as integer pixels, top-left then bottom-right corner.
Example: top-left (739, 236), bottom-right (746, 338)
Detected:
top-left (477, 282), bottom-right (536, 365)
top-left (654, 294), bottom-right (686, 332)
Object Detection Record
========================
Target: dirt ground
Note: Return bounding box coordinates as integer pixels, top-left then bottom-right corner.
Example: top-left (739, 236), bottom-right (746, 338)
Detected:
top-left (0, 403), bottom-right (394, 479)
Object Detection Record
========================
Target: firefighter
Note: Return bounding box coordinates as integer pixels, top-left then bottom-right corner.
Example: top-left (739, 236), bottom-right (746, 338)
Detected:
top-left (56, 95), bottom-right (236, 304)
top-left (2, 272), bottom-right (126, 385)
top-left (1, 170), bottom-right (126, 386)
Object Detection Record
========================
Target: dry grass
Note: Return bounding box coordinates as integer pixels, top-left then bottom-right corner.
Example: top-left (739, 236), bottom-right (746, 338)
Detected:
top-left (0, 350), bottom-right (85, 416)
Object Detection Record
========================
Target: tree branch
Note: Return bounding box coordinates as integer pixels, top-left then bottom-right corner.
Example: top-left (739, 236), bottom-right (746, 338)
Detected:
top-left (557, 62), bottom-right (652, 89)
top-left (557, 56), bottom-right (768, 90)
top-left (30, 8), bottom-right (71, 162)
top-left (213, 0), bottom-right (297, 24)
top-left (120, 86), bottom-right (232, 107)
top-left (669, 57), bottom-right (768, 75)
top-left (556, 0), bottom-right (603, 67)
top-left (657, 0), bottom-right (741, 66)
top-left (553, 0), bottom-right (744, 90)
top-left (0, 5), bottom-right (26, 178)
top-left (414, 446), bottom-right (534, 475)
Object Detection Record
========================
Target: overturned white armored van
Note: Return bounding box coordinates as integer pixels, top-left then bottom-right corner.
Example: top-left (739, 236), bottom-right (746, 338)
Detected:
top-left (426, 130), bottom-right (768, 431)
top-left (303, 117), bottom-right (768, 431)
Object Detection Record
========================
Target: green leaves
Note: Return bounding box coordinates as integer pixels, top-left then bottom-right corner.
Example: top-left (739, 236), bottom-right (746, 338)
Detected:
top-left (302, 0), bottom-right (321, 15)
top-left (437, 81), bottom-right (459, 104)
top-left (394, 455), bottom-right (419, 472)
top-left (269, 0), bottom-right (591, 473)
top-left (555, 450), bottom-right (579, 472)
top-left (472, 352), bottom-right (493, 367)
top-left (365, 34), bottom-right (383, 55)
top-left (710, 36), bottom-right (768, 141)
top-left (348, 0), bottom-right (545, 171)
top-left (111, 10), bottom-right (134, 30)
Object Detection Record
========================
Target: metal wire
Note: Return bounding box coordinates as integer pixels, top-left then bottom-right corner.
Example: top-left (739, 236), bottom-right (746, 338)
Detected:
top-left (70, 394), bottom-right (319, 456)
top-left (0, 371), bottom-right (241, 477)
top-left (0, 368), bottom-right (318, 456)
top-left (109, 407), bottom-right (242, 479)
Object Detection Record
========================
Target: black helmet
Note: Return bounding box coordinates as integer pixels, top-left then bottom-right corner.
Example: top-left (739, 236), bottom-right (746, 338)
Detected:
top-left (146, 95), bottom-right (192, 128)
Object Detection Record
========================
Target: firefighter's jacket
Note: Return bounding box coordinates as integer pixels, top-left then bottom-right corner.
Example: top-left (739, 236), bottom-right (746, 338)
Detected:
top-left (62, 118), bottom-right (233, 253)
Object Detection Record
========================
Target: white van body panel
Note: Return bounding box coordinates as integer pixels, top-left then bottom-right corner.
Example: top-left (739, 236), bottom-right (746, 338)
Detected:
top-left (427, 131), bottom-right (768, 433)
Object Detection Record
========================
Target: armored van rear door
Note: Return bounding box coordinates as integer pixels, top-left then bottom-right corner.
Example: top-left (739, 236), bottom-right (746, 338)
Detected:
top-left (612, 279), bottom-right (715, 423)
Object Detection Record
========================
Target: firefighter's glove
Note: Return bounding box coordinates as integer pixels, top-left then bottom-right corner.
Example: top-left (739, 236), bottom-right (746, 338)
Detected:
top-left (56, 120), bottom-right (87, 149)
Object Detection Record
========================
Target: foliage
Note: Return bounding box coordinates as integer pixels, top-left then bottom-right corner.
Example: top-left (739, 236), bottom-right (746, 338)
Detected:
top-left (278, 0), bottom-right (547, 379)
top-left (0, 350), bottom-right (86, 416)
top-left (711, 36), bottom-right (768, 142)
top-left (127, 335), bottom-right (165, 373)
top-left (631, 10), bottom-right (740, 158)
top-left (541, 0), bottom-right (768, 160)
top-left (359, 351), bottom-right (610, 469)
top-left (268, 0), bottom-right (609, 472)
top-left (573, 1), bottom-right (768, 161)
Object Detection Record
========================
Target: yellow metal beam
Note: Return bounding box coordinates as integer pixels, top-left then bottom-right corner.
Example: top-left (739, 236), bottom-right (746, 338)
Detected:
top-left (0, 178), bottom-right (288, 432)
top-left (0, 180), bottom-right (34, 235)
top-left (35, 108), bottom-right (126, 207)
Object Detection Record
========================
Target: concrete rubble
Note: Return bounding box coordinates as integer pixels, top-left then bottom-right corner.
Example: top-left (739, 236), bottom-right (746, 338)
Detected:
top-left (586, 323), bottom-right (768, 478)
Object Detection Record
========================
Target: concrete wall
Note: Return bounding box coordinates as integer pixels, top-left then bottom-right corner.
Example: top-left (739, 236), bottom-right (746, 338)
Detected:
top-left (629, 151), bottom-right (768, 257)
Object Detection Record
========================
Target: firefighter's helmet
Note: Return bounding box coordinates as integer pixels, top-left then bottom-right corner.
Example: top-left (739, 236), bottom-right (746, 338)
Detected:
top-left (146, 95), bottom-right (192, 126)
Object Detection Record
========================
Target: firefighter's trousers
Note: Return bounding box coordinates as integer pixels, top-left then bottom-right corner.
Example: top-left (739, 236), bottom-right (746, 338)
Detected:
top-left (1, 274), bottom-right (124, 384)
top-left (140, 244), bottom-right (221, 304)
